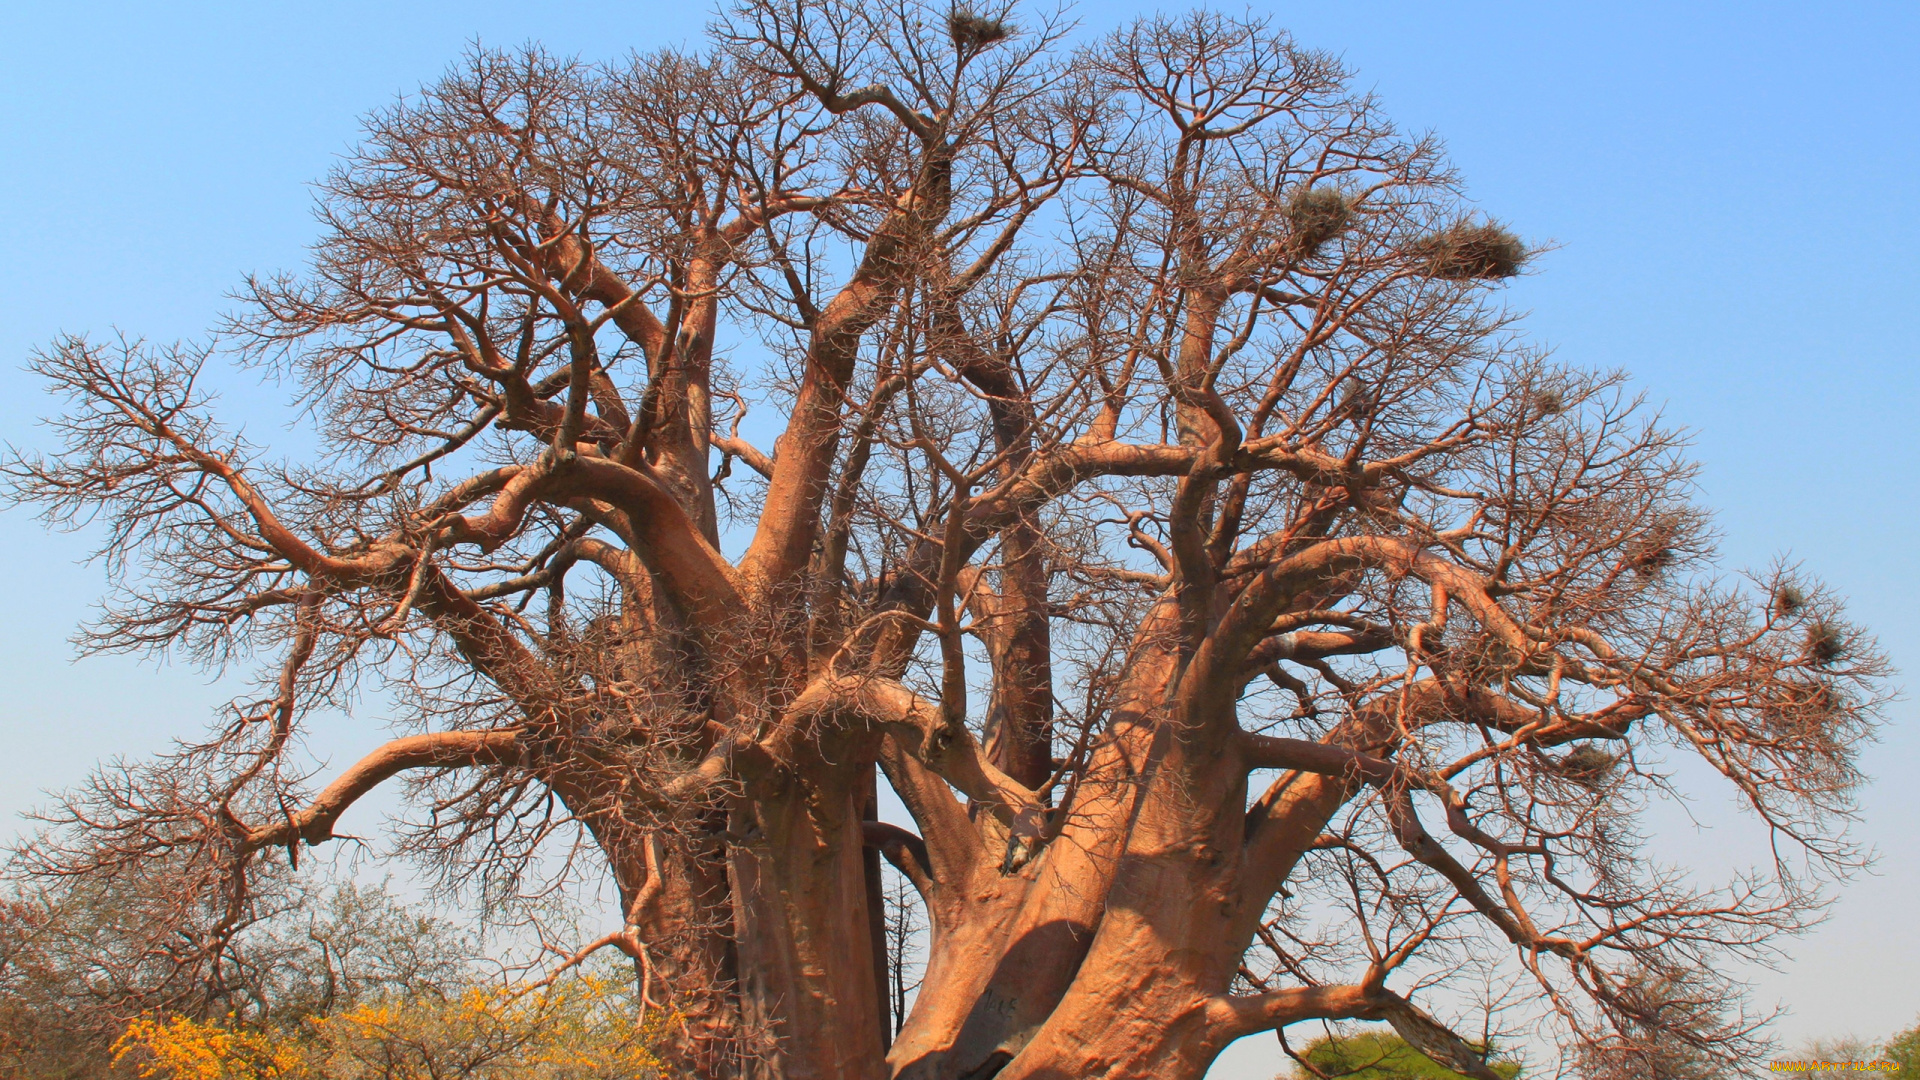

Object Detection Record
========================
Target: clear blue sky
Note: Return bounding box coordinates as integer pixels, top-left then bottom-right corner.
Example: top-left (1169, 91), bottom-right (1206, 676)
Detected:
top-left (2, 2), bottom-right (1915, 1074)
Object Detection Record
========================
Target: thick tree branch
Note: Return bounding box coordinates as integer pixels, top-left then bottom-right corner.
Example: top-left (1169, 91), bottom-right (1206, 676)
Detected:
top-left (243, 730), bottom-right (524, 849)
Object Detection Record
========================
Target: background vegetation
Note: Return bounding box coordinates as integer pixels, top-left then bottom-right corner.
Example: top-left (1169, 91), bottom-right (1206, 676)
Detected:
top-left (0, 868), bottom-right (661, 1080)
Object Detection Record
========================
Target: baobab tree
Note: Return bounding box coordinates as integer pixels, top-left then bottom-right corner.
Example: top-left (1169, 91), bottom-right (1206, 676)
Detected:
top-left (1, 3), bottom-right (1887, 1079)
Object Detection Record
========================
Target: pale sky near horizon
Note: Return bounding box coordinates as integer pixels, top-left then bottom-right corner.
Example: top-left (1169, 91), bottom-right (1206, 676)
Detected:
top-left (2, 3), bottom-right (1916, 1077)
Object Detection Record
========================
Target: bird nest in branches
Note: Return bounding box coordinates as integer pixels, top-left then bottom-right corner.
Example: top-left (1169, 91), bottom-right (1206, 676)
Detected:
top-left (1413, 222), bottom-right (1527, 280)
top-left (948, 10), bottom-right (1011, 52)
top-left (1284, 186), bottom-right (1353, 257)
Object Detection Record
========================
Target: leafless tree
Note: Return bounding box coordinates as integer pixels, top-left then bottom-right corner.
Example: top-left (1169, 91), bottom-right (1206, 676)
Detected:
top-left (1, 3), bottom-right (1889, 1078)
top-left (881, 866), bottom-right (925, 1044)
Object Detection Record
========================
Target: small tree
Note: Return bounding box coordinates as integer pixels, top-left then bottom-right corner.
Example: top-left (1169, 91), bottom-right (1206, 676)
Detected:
top-left (1286, 1030), bottom-right (1519, 1080)
top-left (2, 2), bottom-right (1888, 1077)
top-left (1883, 1019), bottom-right (1920, 1077)
top-left (881, 867), bottom-right (925, 1044)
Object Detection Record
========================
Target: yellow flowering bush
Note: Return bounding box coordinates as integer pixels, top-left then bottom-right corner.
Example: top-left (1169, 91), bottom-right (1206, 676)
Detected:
top-left (111, 975), bottom-right (664, 1080)
top-left (311, 977), bottom-right (666, 1080)
top-left (111, 1015), bottom-right (304, 1080)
